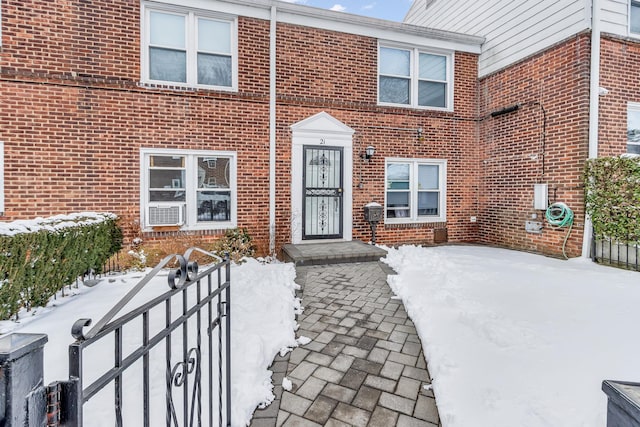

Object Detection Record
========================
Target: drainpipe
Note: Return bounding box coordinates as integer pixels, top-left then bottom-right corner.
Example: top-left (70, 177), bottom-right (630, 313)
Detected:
top-left (269, 6), bottom-right (277, 255)
top-left (582, 0), bottom-right (600, 258)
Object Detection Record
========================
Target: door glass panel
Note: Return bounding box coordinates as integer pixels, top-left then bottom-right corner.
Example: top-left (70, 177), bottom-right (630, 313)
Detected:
top-left (303, 147), bottom-right (342, 238)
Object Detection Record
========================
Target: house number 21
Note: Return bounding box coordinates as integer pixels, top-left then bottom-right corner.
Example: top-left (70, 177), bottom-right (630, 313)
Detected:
top-left (320, 138), bottom-right (326, 145)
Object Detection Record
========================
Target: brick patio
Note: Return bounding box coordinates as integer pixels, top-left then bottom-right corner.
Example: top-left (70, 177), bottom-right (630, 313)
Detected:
top-left (251, 259), bottom-right (439, 427)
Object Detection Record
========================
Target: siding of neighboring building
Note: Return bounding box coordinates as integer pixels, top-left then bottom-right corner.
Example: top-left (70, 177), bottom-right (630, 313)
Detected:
top-left (477, 34), bottom-right (591, 257)
top-left (601, 0), bottom-right (630, 36)
top-left (405, 0), bottom-right (590, 77)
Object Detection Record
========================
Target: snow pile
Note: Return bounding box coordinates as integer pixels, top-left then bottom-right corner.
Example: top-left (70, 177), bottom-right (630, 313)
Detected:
top-left (230, 258), bottom-right (300, 425)
top-left (0, 212), bottom-right (116, 236)
top-left (383, 245), bottom-right (640, 427)
top-left (3, 258), bottom-right (300, 427)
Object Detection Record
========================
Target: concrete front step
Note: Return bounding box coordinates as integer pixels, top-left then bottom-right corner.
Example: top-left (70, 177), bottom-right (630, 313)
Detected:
top-left (282, 241), bottom-right (387, 266)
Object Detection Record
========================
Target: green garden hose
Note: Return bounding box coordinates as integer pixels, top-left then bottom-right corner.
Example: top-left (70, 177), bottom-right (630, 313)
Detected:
top-left (545, 202), bottom-right (574, 259)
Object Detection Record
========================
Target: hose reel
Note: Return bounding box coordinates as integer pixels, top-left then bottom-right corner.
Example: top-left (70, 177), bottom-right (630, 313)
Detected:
top-left (545, 202), bottom-right (574, 259)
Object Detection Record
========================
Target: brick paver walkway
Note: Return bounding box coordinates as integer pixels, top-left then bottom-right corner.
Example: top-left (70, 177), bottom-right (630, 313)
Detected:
top-left (251, 261), bottom-right (439, 427)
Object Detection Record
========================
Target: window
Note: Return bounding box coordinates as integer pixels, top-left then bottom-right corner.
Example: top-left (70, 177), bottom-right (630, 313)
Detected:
top-left (631, 1), bottom-right (640, 35)
top-left (143, 5), bottom-right (237, 90)
top-left (378, 45), bottom-right (452, 110)
top-left (628, 103), bottom-right (640, 155)
top-left (141, 149), bottom-right (237, 230)
top-left (385, 158), bottom-right (447, 223)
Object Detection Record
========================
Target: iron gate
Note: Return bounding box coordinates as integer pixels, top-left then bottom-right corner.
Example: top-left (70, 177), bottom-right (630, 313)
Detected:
top-left (44, 248), bottom-right (231, 427)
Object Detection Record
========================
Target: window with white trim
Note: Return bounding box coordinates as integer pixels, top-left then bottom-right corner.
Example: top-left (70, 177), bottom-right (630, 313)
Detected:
top-left (378, 45), bottom-right (452, 110)
top-left (141, 149), bottom-right (237, 230)
top-left (142, 4), bottom-right (237, 90)
top-left (385, 158), bottom-right (447, 223)
top-left (631, 1), bottom-right (640, 35)
top-left (627, 103), bottom-right (640, 155)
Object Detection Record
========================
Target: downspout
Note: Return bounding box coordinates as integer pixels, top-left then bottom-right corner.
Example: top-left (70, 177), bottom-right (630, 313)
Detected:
top-left (269, 6), bottom-right (277, 255)
top-left (582, 0), bottom-right (600, 257)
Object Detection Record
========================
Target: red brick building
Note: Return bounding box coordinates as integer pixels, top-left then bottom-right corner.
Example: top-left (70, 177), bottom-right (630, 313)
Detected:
top-left (0, 0), bottom-right (490, 256)
top-left (407, 0), bottom-right (640, 259)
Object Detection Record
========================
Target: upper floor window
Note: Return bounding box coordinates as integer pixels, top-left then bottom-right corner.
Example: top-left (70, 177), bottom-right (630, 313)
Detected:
top-left (141, 149), bottom-right (237, 230)
top-left (627, 103), bottom-right (640, 155)
top-left (631, 1), bottom-right (640, 35)
top-left (378, 45), bottom-right (452, 110)
top-left (385, 158), bottom-right (447, 223)
top-left (142, 5), bottom-right (237, 90)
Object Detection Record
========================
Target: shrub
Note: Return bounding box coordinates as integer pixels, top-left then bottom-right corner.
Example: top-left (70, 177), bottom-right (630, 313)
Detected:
top-left (584, 156), bottom-right (640, 243)
top-left (212, 228), bottom-right (255, 262)
top-left (0, 212), bottom-right (122, 320)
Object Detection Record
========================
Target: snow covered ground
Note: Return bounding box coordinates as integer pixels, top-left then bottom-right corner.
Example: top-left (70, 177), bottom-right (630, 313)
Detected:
top-left (383, 245), bottom-right (640, 427)
top-left (0, 258), bottom-right (300, 427)
top-left (4, 244), bottom-right (639, 427)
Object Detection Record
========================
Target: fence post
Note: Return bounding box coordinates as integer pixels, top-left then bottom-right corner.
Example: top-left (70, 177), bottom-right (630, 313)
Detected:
top-left (0, 333), bottom-right (48, 427)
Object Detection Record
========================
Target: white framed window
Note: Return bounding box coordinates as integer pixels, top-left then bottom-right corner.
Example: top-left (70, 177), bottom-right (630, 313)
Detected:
top-left (385, 158), bottom-right (447, 223)
top-left (140, 148), bottom-right (237, 230)
top-left (627, 103), bottom-right (640, 155)
top-left (631, 1), bottom-right (640, 35)
top-left (141, 4), bottom-right (237, 91)
top-left (378, 44), bottom-right (453, 111)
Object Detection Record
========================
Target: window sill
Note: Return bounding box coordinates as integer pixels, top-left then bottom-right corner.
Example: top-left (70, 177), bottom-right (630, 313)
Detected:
top-left (139, 80), bottom-right (237, 93)
top-left (384, 219), bottom-right (446, 229)
top-left (377, 102), bottom-right (453, 113)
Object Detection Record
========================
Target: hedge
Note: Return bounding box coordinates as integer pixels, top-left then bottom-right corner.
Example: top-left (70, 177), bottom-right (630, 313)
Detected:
top-left (0, 212), bottom-right (122, 320)
top-left (584, 156), bottom-right (640, 243)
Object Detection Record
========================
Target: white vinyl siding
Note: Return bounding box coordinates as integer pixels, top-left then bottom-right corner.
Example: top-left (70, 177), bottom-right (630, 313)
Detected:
top-left (140, 149), bottom-right (237, 230)
top-left (141, 3), bottom-right (237, 91)
top-left (405, 0), bottom-right (589, 77)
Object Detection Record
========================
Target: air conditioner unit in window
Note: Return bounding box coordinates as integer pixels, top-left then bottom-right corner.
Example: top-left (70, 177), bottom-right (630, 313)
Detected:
top-left (148, 204), bottom-right (184, 226)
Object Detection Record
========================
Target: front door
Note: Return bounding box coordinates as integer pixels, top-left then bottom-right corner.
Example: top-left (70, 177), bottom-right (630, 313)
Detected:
top-left (303, 146), bottom-right (343, 240)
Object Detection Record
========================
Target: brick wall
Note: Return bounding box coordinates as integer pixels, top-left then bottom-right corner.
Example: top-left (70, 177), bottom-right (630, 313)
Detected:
top-left (477, 34), bottom-right (591, 258)
top-left (0, 1), bottom-right (482, 256)
top-left (598, 34), bottom-right (640, 156)
top-left (273, 27), bottom-right (480, 249)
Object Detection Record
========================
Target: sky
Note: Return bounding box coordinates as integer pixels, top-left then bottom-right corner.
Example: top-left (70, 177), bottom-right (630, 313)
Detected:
top-left (280, 0), bottom-right (414, 22)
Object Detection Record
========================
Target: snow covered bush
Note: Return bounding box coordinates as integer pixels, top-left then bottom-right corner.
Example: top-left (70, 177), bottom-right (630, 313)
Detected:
top-left (213, 227), bottom-right (255, 262)
top-left (0, 212), bottom-right (122, 320)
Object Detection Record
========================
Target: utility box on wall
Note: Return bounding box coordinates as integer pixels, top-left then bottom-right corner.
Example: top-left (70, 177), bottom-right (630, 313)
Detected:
top-left (534, 184), bottom-right (548, 210)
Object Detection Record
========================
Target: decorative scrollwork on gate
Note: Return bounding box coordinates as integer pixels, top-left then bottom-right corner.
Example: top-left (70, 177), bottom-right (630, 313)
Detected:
top-left (305, 188), bottom-right (338, 197)
top-left (168, 347), bottom-right (202, 427)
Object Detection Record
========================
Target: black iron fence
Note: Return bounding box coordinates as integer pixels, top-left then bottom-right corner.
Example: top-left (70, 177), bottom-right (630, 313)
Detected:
top-left (592, 232), bottom-right (639, 272)
top-left (1, 247), bottom-right (231, 427)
